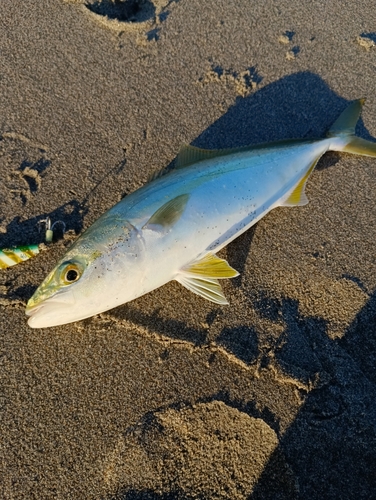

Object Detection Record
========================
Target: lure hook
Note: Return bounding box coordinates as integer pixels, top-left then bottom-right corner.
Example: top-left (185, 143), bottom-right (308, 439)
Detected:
top-left (38, 217), bottom-right (66, 243)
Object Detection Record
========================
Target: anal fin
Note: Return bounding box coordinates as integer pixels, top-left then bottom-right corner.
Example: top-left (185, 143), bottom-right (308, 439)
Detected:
top-left (281, 158), bottom-right (319, 207)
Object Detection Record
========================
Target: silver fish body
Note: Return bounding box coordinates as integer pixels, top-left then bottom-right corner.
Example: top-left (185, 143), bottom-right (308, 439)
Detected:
top-left (26, 100), bottom-right (376, 327)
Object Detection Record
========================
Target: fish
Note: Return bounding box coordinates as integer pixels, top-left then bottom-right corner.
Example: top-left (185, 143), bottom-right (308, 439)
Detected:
top-left (26, 99), bottom-right (376, 328)
top-left (0, 245), bottom-right (40, 269)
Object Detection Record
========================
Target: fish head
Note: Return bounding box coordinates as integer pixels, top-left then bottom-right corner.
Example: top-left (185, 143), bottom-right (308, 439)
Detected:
top-left (26, 217), bottom-right (144, 328)
top-left (26, 252), bottom-right (100, 328)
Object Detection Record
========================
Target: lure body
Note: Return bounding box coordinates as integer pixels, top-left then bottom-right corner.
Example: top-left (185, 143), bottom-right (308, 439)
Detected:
top-left (26, 100), bottom-right (376, 328)
top-left (0, 245), bottom-right (40, 269)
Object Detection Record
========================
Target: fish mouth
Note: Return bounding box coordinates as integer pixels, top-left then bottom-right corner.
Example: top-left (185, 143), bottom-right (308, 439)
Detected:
top-left (26, 291), bottom-right (76, 328)
top-left (25, 303), bottom-right (44, 318)
top-left (26, 303), bottom-right (51, 328)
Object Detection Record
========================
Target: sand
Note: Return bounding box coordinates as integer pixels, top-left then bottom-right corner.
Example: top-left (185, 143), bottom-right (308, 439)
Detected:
top-left (1, 0), bottom-right (376, 498)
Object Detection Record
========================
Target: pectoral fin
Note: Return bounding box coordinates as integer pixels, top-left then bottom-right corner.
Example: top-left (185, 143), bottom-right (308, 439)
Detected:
top-left (182, 253), bottom-right (239, 278)
top-left (175, 253), bottom-right (239, 304)
top-left (176, 275), bottom-right (229, 305)
top-left (281, 158), bottom-right (319, 207)
top-left (143, 194), bottom-right (189, 230)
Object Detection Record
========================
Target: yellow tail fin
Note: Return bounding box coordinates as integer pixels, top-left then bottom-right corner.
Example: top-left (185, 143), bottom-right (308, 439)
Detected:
top-left (328, 99), bottom-right (376, 157)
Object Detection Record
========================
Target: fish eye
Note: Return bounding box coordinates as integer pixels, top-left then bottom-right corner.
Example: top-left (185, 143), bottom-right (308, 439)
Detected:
top-left (60, 262), bottom-right (82, 285)
top-left (66, 268), bottom-right (79, 282)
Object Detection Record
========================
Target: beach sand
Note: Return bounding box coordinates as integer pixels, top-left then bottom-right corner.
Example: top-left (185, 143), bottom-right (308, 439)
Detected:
top-left (1, 0), bottom-right (376, 498)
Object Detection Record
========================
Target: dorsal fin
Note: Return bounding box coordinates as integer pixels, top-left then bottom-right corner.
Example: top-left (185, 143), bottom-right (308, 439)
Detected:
top-left (147, 167), bottom-right (168, 183)
top-left (176, 140), bottom-right (308, 170)
top-left (175, 144), bottom-right (224, 168)
top-left (176, 143), bottom-right (268, 169)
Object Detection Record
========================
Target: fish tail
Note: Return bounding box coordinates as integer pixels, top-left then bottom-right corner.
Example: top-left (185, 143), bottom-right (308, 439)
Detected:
top-left (327, 99), bottom-right (376, 156)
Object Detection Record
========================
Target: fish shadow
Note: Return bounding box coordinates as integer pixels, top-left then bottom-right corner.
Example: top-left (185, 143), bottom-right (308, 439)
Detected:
top-left (339, 285), bottom-right (376, 385)
top-left (192, 71), bottom-right (374, 149)
top-left (110, 303), bottom-right (209, 345)
top-left (250, 289), bottom-right (376, 499)
top-left (112, 299), bottom-right (260, 363)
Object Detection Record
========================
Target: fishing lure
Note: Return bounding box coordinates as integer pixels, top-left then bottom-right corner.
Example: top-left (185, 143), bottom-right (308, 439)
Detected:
top-left (25, 99), bottom-right (376, 328)
top-left (0, 245), bottom-right (40, 269)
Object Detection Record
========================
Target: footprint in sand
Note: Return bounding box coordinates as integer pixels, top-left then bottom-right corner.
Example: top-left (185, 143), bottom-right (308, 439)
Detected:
top-left (0, 134), bottom-right (51, 208)
top-left (80, 0), bottom-right (178, 37)
top-left (86, 0), bottom-right (156, 24)
top-left (102, 401), bottom-right (297, 499)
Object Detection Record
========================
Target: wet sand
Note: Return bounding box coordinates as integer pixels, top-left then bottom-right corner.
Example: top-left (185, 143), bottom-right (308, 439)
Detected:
top-left (1, 1), bottom-right (376, 498)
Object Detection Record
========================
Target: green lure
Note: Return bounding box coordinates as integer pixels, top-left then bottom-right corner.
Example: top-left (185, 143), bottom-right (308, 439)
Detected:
top-left (0, 245), bottom-right (40, 269)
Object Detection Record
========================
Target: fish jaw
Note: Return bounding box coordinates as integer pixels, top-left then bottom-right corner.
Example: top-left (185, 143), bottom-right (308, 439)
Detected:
top-left (26, 289), bottom-right (77, 328)
top-left (26, 278), bottom-right (114, 328)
